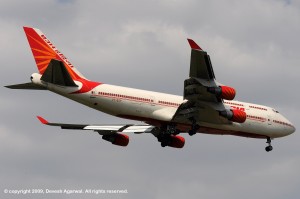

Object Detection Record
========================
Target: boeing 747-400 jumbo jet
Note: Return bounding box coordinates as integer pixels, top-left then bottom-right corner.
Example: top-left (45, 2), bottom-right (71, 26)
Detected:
top-left (6, 27), bottom-right (295, 152)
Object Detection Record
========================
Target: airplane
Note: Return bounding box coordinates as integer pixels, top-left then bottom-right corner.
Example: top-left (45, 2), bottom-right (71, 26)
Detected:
top-left (5, 27), bottom-right (295, 152)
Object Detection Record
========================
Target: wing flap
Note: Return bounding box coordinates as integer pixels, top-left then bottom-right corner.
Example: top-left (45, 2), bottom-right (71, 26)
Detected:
top-left (121, 125), bottom-right (155, 133)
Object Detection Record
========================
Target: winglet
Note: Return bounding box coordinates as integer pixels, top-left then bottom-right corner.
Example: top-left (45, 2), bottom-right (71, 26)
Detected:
top-left (37, 116), bottom-right (49, 125)
top-left (187, 38), bottom-right (202, 50)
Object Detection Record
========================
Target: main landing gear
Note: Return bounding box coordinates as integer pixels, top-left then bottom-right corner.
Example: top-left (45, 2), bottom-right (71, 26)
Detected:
top-left (188, 118), bottom-right (200, 136)
top-left (265, 137), bottom-right (273, 152)
top-left (157, 124), bottom-right (179, 147)
top-left (159, 134), bottom-right (170, 148)
top-left (166, 124), bottom-right (179, 135)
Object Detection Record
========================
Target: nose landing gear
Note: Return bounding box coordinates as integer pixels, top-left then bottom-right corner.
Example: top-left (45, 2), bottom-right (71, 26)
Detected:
top-left (265, 137), bottom-right (273, 152)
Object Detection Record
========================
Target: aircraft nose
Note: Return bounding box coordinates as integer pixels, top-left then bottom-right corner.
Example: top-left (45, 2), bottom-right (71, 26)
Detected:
top-left (281, 115), bottom-right (295, 136)
top-left (289, 124), bottom-right (296, 135)
top-left (285, 122), bottom-right (296, 136)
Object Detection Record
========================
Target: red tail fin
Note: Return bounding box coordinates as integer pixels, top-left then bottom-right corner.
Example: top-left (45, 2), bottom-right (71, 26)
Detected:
top-left (23, 27), bottom-right (83, 80)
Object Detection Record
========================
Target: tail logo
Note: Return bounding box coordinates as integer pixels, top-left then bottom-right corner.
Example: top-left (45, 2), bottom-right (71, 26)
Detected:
top-left (40, 34), bottom-right (73, 68)
top-left (24, 27), bottom-right (78, 78)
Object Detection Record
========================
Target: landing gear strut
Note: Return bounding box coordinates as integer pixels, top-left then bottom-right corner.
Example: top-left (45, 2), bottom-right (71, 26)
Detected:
top-left (265, 137), bottom-right (273, 152)
top-left (166, 124), bottom-right (179, 135)
top-left (188, 118), bottom-right (199, 136)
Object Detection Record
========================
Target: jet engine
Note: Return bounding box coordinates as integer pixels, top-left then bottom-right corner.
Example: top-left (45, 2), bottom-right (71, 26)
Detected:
top-left (220, 109), bottom-right (246, 123)
top-left (168, 135), bottom-right (185, 148)
top-left (102, 133), bottom-right (129, 147)
top-left (159, 134), bottom-right (185, 148)
top-left (207, 86), bottom-right (236, 100)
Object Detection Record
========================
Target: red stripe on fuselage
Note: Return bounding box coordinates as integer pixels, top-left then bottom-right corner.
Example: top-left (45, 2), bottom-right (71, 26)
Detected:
top-left (71, 79), bottom-right (101, 94)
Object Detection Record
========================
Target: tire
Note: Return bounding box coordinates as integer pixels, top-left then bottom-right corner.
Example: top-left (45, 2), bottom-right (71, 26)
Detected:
top-left (188, 130), bottom-right (196, 136)
top-left (161, 142), bottom-right (167, 147)
top-left (265, 146), bottom-right (273, 152)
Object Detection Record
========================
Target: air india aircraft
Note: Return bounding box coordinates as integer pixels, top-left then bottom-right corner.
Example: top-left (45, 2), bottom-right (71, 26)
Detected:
top-left (5, 27), bottom-right (295, 152)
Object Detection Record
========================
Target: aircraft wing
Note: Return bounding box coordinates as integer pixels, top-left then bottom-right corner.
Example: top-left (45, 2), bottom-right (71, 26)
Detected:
top-left (37, 116), bottom-right (155, 135)
top-left (171, 39), bottom-right (235, 125)
top-left (37, 116), bottom-right (185, 148)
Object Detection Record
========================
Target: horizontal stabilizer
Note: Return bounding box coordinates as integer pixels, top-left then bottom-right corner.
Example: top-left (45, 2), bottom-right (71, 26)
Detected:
top-left (5, 82), bottom-right (46, 90)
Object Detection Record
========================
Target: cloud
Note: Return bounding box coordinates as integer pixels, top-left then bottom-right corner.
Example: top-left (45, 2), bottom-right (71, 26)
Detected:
top-left (0, 0), bottom-right (299, 199)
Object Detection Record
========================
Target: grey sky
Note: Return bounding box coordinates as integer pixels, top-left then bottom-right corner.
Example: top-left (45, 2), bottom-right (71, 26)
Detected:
top-left (1, 0), bottom-right (299, 198)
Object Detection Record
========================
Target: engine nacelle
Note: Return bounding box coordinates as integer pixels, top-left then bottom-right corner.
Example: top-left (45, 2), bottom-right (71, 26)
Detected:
top-left (168, 135), bottom-right (185, 148)
top-left (207, 86), bottom-right (236, 100)
top-left (102, 133), bottom-right (129, 147)
top-left (220, 109), bottom-right (246, 123)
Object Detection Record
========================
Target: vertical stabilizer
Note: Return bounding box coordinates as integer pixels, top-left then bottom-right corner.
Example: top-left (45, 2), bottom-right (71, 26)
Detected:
top-left (23, 27), bottom-right (85, 80)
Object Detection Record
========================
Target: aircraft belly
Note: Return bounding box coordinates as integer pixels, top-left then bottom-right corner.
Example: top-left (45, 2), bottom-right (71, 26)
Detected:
top-left (196, 118), bottom-right (276, 138)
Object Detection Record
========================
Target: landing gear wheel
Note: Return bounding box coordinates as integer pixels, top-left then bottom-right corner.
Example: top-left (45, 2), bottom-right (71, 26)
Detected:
top-left (188, 130), bottom-right (197, 136)
top-left (265, 137), bottom-right (273, 152)
top-left (161, 142), bottom-right (167, 147)
top-left (159, 135), bottom-right (171, 147)
top-left (265, 146), bottom-right (273, 152)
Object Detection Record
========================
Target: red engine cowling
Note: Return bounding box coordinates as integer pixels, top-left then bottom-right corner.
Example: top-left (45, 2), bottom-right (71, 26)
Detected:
top-left (219, 86), bottom-right (236, 100)
top-left (220, 109), bottom-right (247, 123)
top-left (231, 109), bottom-right (247, 123)
top-left (102, 133), bottom-right (129, 147)
top-left (168, 135), bottom-right (185, 148)
top-left (113, 134), bottom-right (129, 146)
top-left (208, 86), bottom-right (236, 100)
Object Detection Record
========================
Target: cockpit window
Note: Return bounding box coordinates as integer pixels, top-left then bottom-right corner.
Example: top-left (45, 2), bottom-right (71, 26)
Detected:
top-left (272, 109), bottom-right (279, 113)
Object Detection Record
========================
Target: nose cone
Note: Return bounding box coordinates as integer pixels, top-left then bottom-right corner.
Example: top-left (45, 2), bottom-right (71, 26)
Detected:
top-left (279, 114), bottom-right (295, 137)
top-left (283, 117), bottom-right (296, 136)
top-left (287, 124), bottom-right (296, 135)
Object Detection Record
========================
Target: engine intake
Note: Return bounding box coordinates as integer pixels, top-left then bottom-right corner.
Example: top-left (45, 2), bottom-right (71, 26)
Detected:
top-left (207, 86), bottom-right (236, 100)
top-left (220, 109), bottom-right (246, 123)
top-left (102, 133), bottom-right (129, 147)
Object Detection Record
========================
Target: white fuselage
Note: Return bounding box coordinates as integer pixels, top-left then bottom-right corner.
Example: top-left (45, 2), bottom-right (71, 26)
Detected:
top-left (37, 73), bottom-right (295, 140)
